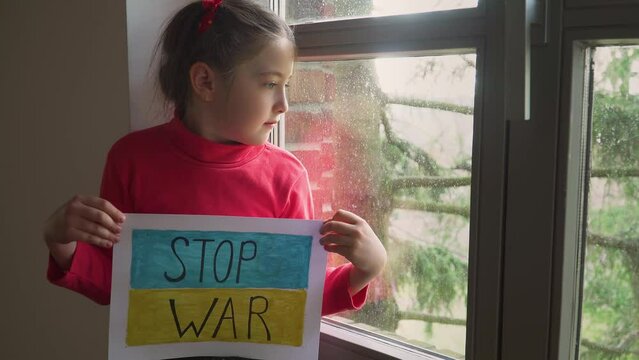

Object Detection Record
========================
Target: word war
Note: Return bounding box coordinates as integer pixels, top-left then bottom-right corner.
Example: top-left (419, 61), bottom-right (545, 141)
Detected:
top-left (127, 288), bottom-right (306, 346)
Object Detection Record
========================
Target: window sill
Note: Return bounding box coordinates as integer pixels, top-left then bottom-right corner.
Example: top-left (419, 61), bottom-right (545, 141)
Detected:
top-left (319, 318), bottom-right (456, 360)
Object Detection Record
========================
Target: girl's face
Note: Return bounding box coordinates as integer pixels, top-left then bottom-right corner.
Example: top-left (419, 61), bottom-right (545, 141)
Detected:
top-left (212, 38), bottom-right (295, 145)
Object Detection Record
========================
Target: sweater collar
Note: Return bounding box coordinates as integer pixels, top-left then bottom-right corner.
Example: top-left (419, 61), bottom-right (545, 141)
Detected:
top-left (165, 116), bottom-right (265, 165)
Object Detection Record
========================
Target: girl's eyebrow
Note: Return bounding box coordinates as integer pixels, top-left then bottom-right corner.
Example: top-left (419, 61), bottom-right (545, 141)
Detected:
top-left (258, 71), bottom-right (293, 79)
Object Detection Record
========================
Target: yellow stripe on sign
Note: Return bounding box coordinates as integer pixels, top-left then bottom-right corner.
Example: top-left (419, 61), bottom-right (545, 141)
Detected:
top-left (126, 288), bottom-right (306, 347)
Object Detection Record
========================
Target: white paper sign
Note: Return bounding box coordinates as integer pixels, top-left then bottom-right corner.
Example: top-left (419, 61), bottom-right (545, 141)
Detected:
top-left (108, 214), bottom-right (326, 360)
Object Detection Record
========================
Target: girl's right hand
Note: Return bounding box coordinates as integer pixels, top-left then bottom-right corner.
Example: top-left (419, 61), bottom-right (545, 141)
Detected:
top-left (44, 195), bottom-right (125, 249)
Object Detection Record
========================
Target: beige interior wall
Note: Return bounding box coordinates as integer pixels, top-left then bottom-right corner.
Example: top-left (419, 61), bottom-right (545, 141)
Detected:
top-left (0, 1), bottom-right (130, 359)
top-left (0, 0), bottom-right (279, 358)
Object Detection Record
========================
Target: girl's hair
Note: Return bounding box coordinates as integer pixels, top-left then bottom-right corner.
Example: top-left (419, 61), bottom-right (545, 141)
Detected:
top-left (156, 0), bottom-right (295, 117)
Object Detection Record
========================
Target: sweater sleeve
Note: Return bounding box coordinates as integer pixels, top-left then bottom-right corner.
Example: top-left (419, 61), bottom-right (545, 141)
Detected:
top-left (279, 168), bottom-right (369, 316)
top-left (47, 146), bottom-right (130, 305)
top-left (322, 263), bottom-right (368, 316)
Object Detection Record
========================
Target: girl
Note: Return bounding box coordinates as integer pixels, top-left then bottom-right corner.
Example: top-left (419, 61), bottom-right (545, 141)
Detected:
top-left (44, 0), bottom-right (386, 348)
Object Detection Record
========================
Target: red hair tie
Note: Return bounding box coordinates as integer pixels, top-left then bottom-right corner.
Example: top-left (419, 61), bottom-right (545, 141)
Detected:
top-left (198, 0), bottom-right (223, 34)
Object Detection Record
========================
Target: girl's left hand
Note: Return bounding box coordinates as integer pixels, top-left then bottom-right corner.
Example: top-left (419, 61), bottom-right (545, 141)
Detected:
top-left (320, 209), bottom-right (387, 293)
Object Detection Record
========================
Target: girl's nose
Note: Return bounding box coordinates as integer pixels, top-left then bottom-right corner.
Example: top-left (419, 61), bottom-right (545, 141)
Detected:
top-left (275, 90), bottom-right (289, 114)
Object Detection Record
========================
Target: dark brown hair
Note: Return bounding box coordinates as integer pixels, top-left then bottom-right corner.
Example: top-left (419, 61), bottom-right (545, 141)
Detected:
top-left (156, 0), bottom-right (295, 117)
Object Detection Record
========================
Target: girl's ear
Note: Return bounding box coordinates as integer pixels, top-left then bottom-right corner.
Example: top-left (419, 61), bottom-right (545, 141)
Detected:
top-left (189, 62), bottom-right (217, 102)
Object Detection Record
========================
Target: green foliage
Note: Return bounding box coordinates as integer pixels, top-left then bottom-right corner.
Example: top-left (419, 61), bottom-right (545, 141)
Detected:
top-left (589, 203), bottom-right (639, 238)
top-left (591, 93), bottom-right (639, 199)
top-left (381, 140), bottom-right (414, 174)
top-left (591, 93), bottom-right (639, 166)
top-left (395, 244), bottom-right (468, 314)
top-left (600, 47), bottom-right (639, 98)
top-left (581, 204), bottom-right (639, 358)
top-left (349, 298), bottom-right (400, 332)
top-left (382, 140), bottom-right (448, 201)
top-left (591, 47), bottom-right (639, 200)
top-left (580, 46), bottom-right (639, 358)
top-left (580, 347), bottom-right (639, 360)
top-left (581, 245), bottom-right (635, 340)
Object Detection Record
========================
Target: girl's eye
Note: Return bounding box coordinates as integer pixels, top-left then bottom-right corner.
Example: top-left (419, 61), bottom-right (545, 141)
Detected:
top-left (264, 82), bottom-right (290, 89)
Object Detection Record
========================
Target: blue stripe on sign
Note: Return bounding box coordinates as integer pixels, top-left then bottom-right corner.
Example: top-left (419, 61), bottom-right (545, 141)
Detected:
top-left (130, 230), bottom-right (312, 290)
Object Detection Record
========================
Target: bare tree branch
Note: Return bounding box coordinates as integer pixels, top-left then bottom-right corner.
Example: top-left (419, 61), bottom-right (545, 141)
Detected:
top-left (460, 54), bottom-right (476, 69)
top-left (394, 199), bottom-right (469, 218)
top-left (581, 338), bottom-right (639, 356)
top-left (391, 176), bottom-right (471, 190)
top-left (587, 232), bottom-right (639, 253)
top-left (398, 311), bottom-right (466, 326)
top-left (454, 162), bottom-right (472, 172)
top-left (380, 110), bottom-right (439, 174)
top-left (591, 168), bottom-right (639, 178)
top-left (385, 96), bottom-right (474, 115)
top-left (619, 331), bottom-right (639, 350)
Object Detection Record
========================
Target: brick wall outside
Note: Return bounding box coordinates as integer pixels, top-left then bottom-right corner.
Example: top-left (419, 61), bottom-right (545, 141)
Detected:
top-left (287, 68), bottom-right (339, 221)
top-left (285, 1), bottom-right (390, 302)
top-left (287, 62), bottom-right (392, 303)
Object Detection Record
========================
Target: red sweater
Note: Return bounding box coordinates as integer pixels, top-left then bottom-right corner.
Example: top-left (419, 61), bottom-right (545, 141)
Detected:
top-left (47, 117), bottom-right (367, 315)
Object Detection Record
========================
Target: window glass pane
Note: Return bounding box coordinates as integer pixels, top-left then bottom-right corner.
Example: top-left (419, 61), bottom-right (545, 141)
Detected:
top-left (579, 45), bottom-right (639, 359)
top-left (285, 54), bottom-right (476, 358)
top-left (284, 0), bottom-right (478, 24)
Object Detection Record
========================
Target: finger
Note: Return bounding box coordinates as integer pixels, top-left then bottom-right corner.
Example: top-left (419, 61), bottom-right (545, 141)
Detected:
top-left (320, 220), bottom-right (357, 235)
top-left (328, 209), bottom-right (363, 225)
top-left (319, 234), bottom-right (354, 247)
top-left (76, 202), bottom-right (122, 234)
top-left (80, 196), bottom-right (126, 223)
top-left (71, 217), bottom-right (120, 243)
top-left (67, 227), bottom-right (114, 248)
top-left (323, 243), bottom-right (350, 257)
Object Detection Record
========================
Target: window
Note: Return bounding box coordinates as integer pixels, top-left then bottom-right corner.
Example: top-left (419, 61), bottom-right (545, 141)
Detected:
top-left (283, 0), bottom-right (478, 23)
top-left (552, 14), bottom-right (639, 360)
top-left (577, 45), bottom-right (639, 359)
top-left (286, 55), bottom-right (475, 358)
